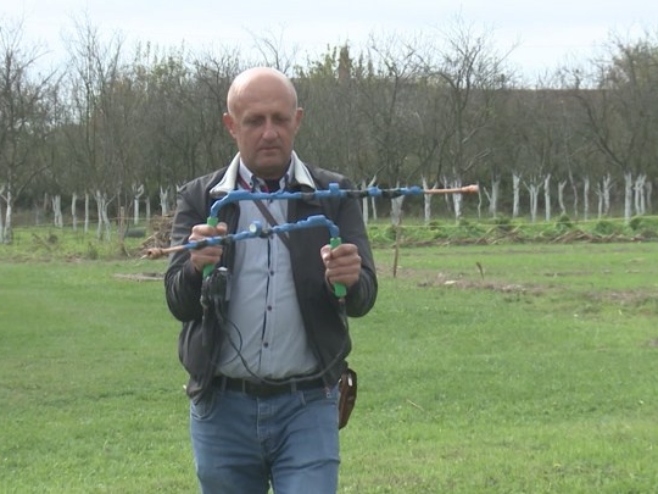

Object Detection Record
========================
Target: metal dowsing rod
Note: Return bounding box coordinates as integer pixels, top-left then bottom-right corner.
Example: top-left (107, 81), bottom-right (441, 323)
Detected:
top-left (143, 215), bottom-right (347, 297)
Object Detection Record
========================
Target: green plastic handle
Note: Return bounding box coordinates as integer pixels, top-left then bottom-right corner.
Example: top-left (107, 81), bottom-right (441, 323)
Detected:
top-left (330, 237), bottom-right (347, 298)
top-left (202, 216), bottom-right (219, 278)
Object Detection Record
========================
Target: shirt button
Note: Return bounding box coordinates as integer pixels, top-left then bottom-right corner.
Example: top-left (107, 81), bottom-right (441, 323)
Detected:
top-left (267, 305), bottom-right (272, 311)
top-left (269, 270), bottom-right (274, 276)
top-left (263, 342), bottom-right (269, 348)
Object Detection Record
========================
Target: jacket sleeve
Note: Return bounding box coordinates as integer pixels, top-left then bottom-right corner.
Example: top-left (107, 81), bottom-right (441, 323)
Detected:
top-left (335, 177), bottom-right (378, 318)
top-left (164, 182), bottom-right (206, 322)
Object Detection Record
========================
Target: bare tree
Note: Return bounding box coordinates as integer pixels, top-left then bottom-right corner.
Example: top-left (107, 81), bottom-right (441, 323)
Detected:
top-left (422, 21), bottom-right (504, 220)
top-left (0, 21), bottom-right (57, 242)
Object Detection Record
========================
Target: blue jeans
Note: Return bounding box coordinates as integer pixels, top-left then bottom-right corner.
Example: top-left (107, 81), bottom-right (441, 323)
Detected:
top-left (190, 384), bottom-right (340, 494)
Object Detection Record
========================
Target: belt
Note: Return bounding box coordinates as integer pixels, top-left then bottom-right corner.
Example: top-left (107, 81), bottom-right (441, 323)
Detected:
top-left (213, 376), bottom-right (325, 398)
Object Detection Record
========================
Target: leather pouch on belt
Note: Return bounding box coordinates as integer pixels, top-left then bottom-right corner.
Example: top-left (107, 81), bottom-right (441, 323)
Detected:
top-left (338, 366), bottom-right (357, 429)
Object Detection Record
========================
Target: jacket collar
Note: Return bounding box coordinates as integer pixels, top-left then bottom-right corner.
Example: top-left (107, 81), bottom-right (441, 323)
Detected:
top-left (210, 151), bottom-right (315, 198)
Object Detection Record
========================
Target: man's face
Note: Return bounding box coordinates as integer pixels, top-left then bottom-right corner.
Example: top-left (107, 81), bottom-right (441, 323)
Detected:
top-left (223, 80), bottom-right (303, 180)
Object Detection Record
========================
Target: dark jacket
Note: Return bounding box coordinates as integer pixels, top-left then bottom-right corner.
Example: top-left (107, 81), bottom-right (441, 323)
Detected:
top-left (164, 162), bottom-right (378, 399)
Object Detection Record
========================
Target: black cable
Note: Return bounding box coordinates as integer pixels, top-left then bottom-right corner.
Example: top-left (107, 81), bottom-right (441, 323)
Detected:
top-left (214, 297), bottom-right (349, 387)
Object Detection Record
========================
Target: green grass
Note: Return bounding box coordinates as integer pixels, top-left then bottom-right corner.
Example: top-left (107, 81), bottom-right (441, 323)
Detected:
top-left (2, 240), bottom-right (658, 492)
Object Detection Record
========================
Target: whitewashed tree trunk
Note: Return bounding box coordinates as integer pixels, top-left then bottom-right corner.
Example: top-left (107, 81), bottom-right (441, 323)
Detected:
top-left (449, 178), bottom-right (463, 220)
top-left (634, 174), bottom-right (646, 216)
top-left (489, 177), bottom-right (500, 218)
top-left (477, 185), bottom-right (482, 219)
top-left (101, 201), bottom-right (112, 240)
top-left (363, 176), bottom-right (377, 224)
top-left (568, 171), bottom-right (579, 220)
top-left (440, 176), bottom-right (453, 215)
top-left (133, 183), bottom-right (144, 225)
top-left (160, 186), bottom-right (170, 216)
top-left (4, 198), bottom-right (11, 243)
top-left (544, 174), bottom-right (551, 221)
top-left (0, 184), bottom-right (5, 244)
top-left (603, 174), bottom-right (612, 216)
top-left (1, 185), bottom-right (12, 243)
top-left (558, 180), bottom-right (567, 216)
top-left (52, 195), bottom-right (63, 228)
top-left (512, 173), bottom-right (521, 218)
top-left (95, 190), bottom-right (104, 239)
top-left (145, 197), bottom-right (151, 224)
top-left (595, 183), bottom-right (604, 218)
top-left (71, 193), bottom-right (78, 232)
top-left (84, 192), bottom-right (90, 234)
top-left (94, 190), bottom-right (113, 240)
top-left (526, 183), bottom-right (542, 223)
top-left (391, 194), bottom-right (404, 227)
top-left (360, 179), bottom-right (369, 225)
top-left (421, 176), bottom-right (435, 225)
top-left (623, 171), bottom-right (633, 224)
top-left (646, 180), bottom-right (653, 214)
top-left (583, 176), bottom-right (590, 221)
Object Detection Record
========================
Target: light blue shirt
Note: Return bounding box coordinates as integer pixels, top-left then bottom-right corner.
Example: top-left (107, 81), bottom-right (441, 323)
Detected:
top-left (216, 156), bottom-right (319, 380)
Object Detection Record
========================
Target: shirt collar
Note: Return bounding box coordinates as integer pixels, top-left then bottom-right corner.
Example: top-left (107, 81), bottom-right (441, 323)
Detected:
top-left (210, 151), bottom-right (315, 197)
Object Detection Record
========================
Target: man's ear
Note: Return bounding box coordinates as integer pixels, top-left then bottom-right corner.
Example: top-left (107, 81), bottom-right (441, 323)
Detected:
top-left (222, 112), bottom-right (236, 138)
top-left (294, 107), bottom-right (304, 135)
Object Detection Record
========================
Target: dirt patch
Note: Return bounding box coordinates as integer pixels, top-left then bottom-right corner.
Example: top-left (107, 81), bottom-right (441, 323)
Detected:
top-left (113, 272), bottom-right (164, 282)
top-left (583, 289), bottom-right (657, 307)
top-left (379, 265), bottom-right (544, 295)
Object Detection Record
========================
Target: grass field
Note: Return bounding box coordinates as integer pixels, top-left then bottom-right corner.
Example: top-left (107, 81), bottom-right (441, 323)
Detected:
top-left (2, 240), bottom-right (658, 493)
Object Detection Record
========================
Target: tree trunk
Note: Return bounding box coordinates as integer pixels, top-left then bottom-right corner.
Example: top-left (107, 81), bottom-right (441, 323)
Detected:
top-left (160, 186), bottom-right (169, 216)
top-left (421, 176), bottom-right (434, 225)
top-left (489, 177), bottom-right (500, 218)
top-left (360, 179), bottom-right (369, 225)
top-left (0, 185), bottom-right (4, 244)
top-left (558, 180), bottom-right (567, 216)
top-left (71, 193), bottom-right (78, 232)
top-left (133, 183), bottom-right (144, 225)
top-left (583, 176), bottom-right (590, 221)
top-left (52, 195), bottom-right (63, 228)
top-left (84, 192), bottom-right (90, 234)
top-left (646, 180), bottom-right (653, 214)
top-left (544, 174), bottom-right (551, 222)
top-left (1, 185), bottom-right (13, 244)
top-left (568, 171), bottom-right (579, 220)
top-left (634, 174), bottom-right (646, 216)
top-left (624, 171), bottom-right (633, 224)
top-left (448, 178), bottom-right (463, 221)
top-left (603, 174), bottom-right (612, 216)
top-left (94, 190), bottom-right (113, 240)
top-left (527, 183), bottom-right (541, 223)
top-left (512, 173), bottom-right (521, 218)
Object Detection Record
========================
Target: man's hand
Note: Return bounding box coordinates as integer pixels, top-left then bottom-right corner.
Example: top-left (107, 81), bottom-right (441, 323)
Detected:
top-left (321, 243), bottom-right (361, 290)
top-left (189, 222), bottom-right (227, 274)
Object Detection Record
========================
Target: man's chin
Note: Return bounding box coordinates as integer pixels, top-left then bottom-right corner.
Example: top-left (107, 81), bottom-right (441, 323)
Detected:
top-left (252, 158), bottom-right (288, 177)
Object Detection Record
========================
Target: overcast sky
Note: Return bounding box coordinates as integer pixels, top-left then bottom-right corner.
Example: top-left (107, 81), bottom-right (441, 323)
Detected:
top-left (3, 0), bottom-right (657, 79)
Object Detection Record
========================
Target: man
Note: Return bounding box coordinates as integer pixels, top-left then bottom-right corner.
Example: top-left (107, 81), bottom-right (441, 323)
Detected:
top-left (164, 67), bottom-right (378, 494)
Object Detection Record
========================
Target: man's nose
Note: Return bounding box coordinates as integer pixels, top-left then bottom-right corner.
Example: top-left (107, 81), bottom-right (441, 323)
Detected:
top-left (262, 120), bottom-right (278, 139)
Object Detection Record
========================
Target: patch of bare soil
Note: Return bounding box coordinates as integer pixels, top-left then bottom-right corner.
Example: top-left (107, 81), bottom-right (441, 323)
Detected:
top-left (379, 265), bottom-right (544, 296)
top-left (583, 288), bottom-right (657, 306)
top-left (113, 272), bottom-right (164, 282)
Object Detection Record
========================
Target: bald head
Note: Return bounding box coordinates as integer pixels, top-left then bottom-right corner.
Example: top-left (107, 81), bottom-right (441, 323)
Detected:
top-left (226, 67), bottom-right (298, 117)
top-left (222, 67), bottom-right (304, 179)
